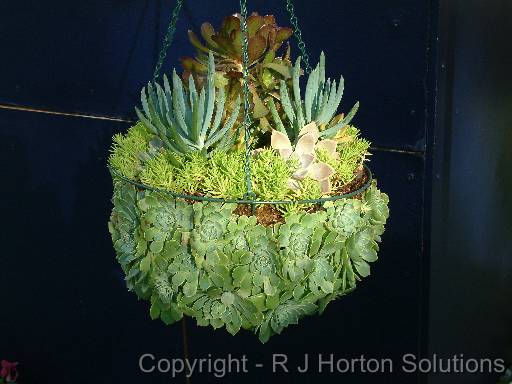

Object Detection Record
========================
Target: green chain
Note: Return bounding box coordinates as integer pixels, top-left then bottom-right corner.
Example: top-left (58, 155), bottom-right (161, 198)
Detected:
top-left (153, 0), bottom-right (184, 82)
top-left (239, 0), bottom-right (256, 201)
top-left (284, 0), bottom-right (312, 74)
top-left (151, 0), bottom-right (312, 205)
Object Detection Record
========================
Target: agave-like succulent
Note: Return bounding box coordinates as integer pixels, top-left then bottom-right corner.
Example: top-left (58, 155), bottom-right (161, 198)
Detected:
top-left (271, 122), bottom-right (337, 193)
top-left (181, 12), bottom-right (293, 124)
top-left (136, 52), bottom-right (241, 156)
top-left (269, 53), bottom-right (360, 143)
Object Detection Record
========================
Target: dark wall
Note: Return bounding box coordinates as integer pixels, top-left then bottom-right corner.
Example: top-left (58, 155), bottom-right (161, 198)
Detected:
top-left (3, 0), bottom-right (508, 383)
top-left (428, 0), bottom-right (512, 383)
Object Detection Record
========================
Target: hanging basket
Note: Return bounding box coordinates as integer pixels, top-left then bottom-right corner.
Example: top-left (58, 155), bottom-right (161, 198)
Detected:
top-left (108, 0), bottom-right (389, 342)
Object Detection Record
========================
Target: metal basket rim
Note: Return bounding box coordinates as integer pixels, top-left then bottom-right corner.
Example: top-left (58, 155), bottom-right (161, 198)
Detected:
top-left (108, 164), bottom-right (373, 205)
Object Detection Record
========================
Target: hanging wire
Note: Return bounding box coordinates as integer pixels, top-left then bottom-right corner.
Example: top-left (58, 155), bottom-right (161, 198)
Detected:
top-left (239, 0), bottom-right (256, 202)
top-left (153, 0), bottom-right (184, 82)
top-left (284, 0), bottom-right (312, 74)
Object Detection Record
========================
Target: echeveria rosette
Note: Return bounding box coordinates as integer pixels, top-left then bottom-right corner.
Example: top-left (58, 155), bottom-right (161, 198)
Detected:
top-left (345, 181), bottom-right (389, 278)
top-left (148, 236), bottom-right (199, 325)
top-left (203, 215), bottom-right (282, 306)
top-left (180, 289), bottom-right (263, 336)
top-left (325, 199), bottom-right (367, 240)
top-left (138, 192), bottom-right (193, 254)
top-left (108, 182), bottom-right (152, 298)
top-left (277, 211), bottom-right (328, 283)
top-left (231, 223), bottom-right (281, 297)
top-left (190, 202), bottom-right (237, 264)
top-left (322, 181), bottom-right (389, 283)
top-left (363, 180), bottom-right (390, 240)
top-left (109, 178), bottom-right (390, 342)
top-left (257, 291), bottom-right (317, 343)
top-left (109, 181), bottom-right (140, 270)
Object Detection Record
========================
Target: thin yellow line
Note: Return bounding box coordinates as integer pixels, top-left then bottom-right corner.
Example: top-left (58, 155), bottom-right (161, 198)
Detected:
top-left (0, 104), bottom-right (135, 123)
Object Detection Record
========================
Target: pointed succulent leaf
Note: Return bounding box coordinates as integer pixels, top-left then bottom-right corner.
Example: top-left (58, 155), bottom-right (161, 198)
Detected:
top-left (268, 98), bottom-right (286, 133)
top-left (275, 27), bottom-right (293, 44)
top-left (188, 30), bottom-right (210, 53)
top-left (200, 22), bottom-right (219, 49)
top-left (263, 62), bottom-right (292, 79)
top-left (320, 101), bottom-right (360, 138)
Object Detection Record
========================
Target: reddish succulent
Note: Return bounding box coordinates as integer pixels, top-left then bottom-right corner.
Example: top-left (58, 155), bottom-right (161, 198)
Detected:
top-left (182, 13), bottom-right (292, 79)
top-left (0, 360), bottom-right (18, 383)
top-left (181, 12), bottom-right (294, 130)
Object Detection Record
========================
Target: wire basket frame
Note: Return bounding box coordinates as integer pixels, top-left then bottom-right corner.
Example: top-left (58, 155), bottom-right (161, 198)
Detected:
top-left (109, 164), bottom-right (373, 206)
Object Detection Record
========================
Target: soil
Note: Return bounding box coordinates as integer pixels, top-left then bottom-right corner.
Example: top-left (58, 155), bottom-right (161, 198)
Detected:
top-left (233, 204), bottom-right (285, 226)
top-left (333, 165), bottom-right (369, 199)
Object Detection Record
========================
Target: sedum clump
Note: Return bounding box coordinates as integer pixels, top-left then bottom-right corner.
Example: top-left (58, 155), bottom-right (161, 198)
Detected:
top-left (108, 10), bottom-right (389, 342)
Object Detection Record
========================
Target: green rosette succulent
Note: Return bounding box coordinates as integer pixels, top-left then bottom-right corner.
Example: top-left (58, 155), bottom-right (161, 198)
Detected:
top-left (148, 235), bottom-right (198, 325)
top-left (222, 216), bottom-right (281, 297)
top-left (108, 181), bottom-right (144, 294)
top-left (190, 202), bottom-right (237, 263)
top-left (277, 211), bottom-right (327, 283)
top-left (109, 176), bottom-right (389, 342)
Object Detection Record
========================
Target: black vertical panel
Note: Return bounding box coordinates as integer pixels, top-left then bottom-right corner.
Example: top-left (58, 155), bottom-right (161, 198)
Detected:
top-left (429, 0), bottom-right (512, 383)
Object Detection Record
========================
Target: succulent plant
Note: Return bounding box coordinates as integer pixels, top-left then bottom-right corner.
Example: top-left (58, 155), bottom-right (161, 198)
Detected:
top-left (136, 52), bottom-right (241, 156)
top-left (109, 179), bottom-right (389, 342)
top-left (271, 121), bottom-right (337, 193)
top-left (108, 8), bottom-right (390, 343)
top-left (181, 12), bottom-right (294, 126)
top-left (269, 53), bottom-right (360, 143)
top-left (258, 299), bottom-right (317, 343)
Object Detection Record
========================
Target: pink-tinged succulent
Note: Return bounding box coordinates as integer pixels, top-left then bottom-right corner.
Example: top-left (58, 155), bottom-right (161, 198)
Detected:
top-left (181, 12), bottom-right (294, 127)
top-left (182, 13), bottom-right (292, 78)
top-left (0, 360), bottom-right (18, 383)
top-left (271, 122), bottom-right (338, 193)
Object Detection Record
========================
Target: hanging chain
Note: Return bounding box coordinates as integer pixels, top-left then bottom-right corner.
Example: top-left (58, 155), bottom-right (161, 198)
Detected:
top-left (239, 0), bottom-right (256, 200)
top-left (152, 0), bottom-right (184, 82)
top-left (284, 0), bottom-right (312, 74)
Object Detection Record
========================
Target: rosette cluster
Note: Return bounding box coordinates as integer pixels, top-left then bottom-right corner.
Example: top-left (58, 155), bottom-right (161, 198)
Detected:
top-left (109, 180), bottom-right (389, 342)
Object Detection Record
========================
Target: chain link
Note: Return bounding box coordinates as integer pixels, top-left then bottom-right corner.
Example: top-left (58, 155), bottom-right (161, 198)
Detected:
top-left (239, 0), bottom-right (256, 200)
top-left (284, 0), bottom-right (312, 74)
top-left (153, 0), bottom-right (184, 82)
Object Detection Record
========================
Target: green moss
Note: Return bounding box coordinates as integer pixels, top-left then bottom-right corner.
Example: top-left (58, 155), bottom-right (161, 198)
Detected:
top-left (108, 123), bottom-right (151, 179)
top-left (141, 150), bottom-right (247, 199)
top-left (139, 152), bottom-right (177, 190)
top-left (202, 150), bottom-right (247, 198)
top-left (172, 152), bottom-right (209, 194)
top-left (252, 149), bottom-right (294, 201)
top-left (317, 126), bottom-right (370, 187)
top-left (280, 177), bottom-right (322, 215)
top-left (109, 123), bottom-right (371, 202)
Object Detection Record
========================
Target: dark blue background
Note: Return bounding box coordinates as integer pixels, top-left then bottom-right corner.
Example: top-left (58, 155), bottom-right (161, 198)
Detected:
top-left (0, 1), bottom-right (510, 383)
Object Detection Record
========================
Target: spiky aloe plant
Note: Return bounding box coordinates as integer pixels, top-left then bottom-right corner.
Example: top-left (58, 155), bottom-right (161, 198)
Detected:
top-left (269, 53), bottom-right (360, 143)
top-left (136, 52), bottom-right (241, 156)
